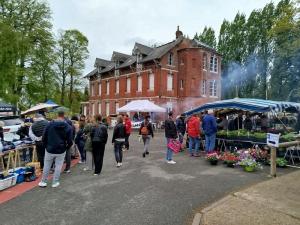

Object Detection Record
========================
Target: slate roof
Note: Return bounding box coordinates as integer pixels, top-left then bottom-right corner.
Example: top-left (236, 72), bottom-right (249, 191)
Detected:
top-left (84, 68), bottom-right (98, 78)
top-left (140, 36), bottom-right (184, 63)
top-left (99, 62), bottom-right (116, 73)
top-left (94, 58), bottom-right (112, 68)
top-left (117, 56), bottom-right (136, 69)
top-left (133, 43), bottom-right (153, 55)
top-left (111, 51), bottom-right (131, 62)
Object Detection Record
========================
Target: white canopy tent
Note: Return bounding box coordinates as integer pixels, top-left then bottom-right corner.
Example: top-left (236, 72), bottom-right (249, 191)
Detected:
top-left (21, 103), bottom-right (59, 115)
top-left (117, 100), bottom-right (166, 113)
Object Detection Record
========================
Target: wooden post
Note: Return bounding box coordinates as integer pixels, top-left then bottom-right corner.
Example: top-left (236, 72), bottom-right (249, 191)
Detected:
top-left (270, 147), bottom-right (277, 177)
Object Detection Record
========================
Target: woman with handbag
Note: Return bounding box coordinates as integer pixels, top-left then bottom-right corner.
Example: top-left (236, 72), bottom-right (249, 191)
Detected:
top-left (139, 115), bottom-right (154, 158)
top-left (164, 112), bottom-right (178, 164)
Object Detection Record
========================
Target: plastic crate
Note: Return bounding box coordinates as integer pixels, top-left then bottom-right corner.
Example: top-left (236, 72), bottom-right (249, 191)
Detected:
top-left (0, 174), bottom-right (15, 191)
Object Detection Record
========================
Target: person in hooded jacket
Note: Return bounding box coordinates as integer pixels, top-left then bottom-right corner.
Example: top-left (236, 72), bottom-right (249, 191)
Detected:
top-left (165, 112), bottom-right (178, 164)
top-left (112, 116), bottom-right (126, 167)
top-left (39, 111), bottom-right (73, 188)
top-left (139, 115), bottom-right (154, 158)
top-left (176, 115), bottom-right (186, 150)
top-left (187, 114), bottom-right (201, 157)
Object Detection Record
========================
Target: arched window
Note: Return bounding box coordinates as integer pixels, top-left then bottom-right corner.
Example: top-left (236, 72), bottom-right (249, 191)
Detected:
top-left (168, 52), bottom-right (173, 65)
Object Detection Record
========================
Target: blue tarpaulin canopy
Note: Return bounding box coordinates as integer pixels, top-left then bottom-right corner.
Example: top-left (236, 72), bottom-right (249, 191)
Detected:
top-left (183, 98), bottom-right (300, 116)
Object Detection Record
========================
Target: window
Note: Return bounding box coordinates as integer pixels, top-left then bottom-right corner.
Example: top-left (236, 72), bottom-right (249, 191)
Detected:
top-left (168, 52), bottom-right (173, 65)
top-left (180, 80), bottom-right (184, 89)
top-left (91, 83), bottom-right (94, 96)
top-left (209, 80), bottom-right (217, 97)
top-left (106, 81), bottom-right (109, 95)
top-left (105, 102), bottom-right (110, 116)
top-left (115, 80), bottom-right (119, 94)
top-left (126, 78), bottom-right (131, 93)
top-left (98, 82), bottom-right (101, 96)
top-left (202, 80), bottom-right (206, 95)
top-left (137, 75), bottom-right (142, 92)
top-left (115, 69), bottom-right (120, 76)
top-left (149, 73), bottom-right (154, 91)
top-left (98, 102), bottom-right (101, 115)
top-left (91, 103), bottom-right (95, 116)
top-left (115, 102), bottom-right (119, 113)
top-left (167, 73), bottom-right (173, 91)
top-left (192, 58), bottom-right (196, 68)
top-left (203, 54), bottom-right (207, 70)
top-left (210, 56), bottom-right (218, 73)
top-left (83, 106), bottom-right (87, 116)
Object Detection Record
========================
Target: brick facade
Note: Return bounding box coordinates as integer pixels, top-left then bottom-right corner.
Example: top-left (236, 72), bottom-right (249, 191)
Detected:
top-left (83, 28), bottom-right (221, 120)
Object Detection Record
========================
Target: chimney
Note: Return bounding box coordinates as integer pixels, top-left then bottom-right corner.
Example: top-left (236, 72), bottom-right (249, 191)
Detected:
top-left (175, 26), bottom-right (183, 39)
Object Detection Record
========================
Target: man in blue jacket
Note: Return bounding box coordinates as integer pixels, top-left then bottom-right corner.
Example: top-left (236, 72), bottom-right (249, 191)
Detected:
top-left (202, 109), bottom-right (217, 153)
top-left (39, 111), bottom-right (73, 188)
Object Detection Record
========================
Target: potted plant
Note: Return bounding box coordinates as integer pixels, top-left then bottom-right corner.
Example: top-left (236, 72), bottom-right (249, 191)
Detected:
top-left (238, 158), bottom-right (262, 172)
top-left (206, 152), bottom-right (219, 165)
top-left (276, 158), bottom-right (288, 168)
top-left (222, 152), bottom-right (239, 167)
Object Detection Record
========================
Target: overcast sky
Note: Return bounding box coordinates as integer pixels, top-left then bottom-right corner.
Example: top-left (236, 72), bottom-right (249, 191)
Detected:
top-left (48, 0), bottom-right (279, 75)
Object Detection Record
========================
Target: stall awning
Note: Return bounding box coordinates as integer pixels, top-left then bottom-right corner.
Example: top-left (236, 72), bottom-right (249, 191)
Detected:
top-left (183, 98), bottom-right (300, 116)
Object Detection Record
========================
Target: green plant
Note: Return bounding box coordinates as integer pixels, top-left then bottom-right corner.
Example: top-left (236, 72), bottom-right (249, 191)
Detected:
top-left (276, 158), bottom-right (288, 167)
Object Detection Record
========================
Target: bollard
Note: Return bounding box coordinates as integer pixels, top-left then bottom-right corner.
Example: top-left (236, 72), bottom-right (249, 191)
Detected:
top-left (270, 147), bottom-right (277, 177)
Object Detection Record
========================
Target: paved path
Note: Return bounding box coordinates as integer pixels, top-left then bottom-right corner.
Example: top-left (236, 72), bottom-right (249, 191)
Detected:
top-left (0, 131), bottom-right (294, 225)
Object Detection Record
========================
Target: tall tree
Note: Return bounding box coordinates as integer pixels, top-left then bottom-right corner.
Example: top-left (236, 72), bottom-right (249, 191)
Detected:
top-left (196, 26), bottom-right (217, 48)
top-left (55, 29), bottom-right (89, 111)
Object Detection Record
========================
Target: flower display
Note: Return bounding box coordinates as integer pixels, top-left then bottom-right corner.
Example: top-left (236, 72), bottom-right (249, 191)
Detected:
top-left (238, 157), bottom-right (263, 171)
top-left (205, 152), bottom-right (219, 161)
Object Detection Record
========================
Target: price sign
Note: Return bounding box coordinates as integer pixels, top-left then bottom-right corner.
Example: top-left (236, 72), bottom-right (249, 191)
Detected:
top-left (267, 133), bottom-right (280, 147)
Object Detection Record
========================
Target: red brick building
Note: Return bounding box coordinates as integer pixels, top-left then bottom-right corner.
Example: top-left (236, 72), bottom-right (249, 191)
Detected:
top-left (83, 27), bottom-right (221, 118)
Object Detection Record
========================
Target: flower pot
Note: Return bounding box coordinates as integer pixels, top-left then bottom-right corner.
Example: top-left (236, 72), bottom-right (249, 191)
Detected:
top-left (209, 160), bottom-right (218, 165)
top-left (226, 162), bottom-right (235, 168)
top-left (244, 166), bottom-right (255, 172)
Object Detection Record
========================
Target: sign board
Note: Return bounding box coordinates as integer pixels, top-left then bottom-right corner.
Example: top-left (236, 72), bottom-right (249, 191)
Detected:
top-left (267, 133), bottom-right (280, 147)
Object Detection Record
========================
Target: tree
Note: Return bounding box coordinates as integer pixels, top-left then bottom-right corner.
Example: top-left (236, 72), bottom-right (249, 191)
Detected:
top-left (196, 26), bottom-right (217, 48)
top-left (55, 29), bottom-right (89, 111)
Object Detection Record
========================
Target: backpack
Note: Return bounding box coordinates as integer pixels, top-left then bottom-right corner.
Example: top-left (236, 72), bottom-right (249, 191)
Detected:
top-left (92, 125), bottom-right (103, 142)
top-left (141, 122), bottom-right (149, 135)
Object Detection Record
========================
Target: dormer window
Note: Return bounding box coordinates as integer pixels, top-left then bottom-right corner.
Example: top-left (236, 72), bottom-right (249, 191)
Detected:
top-left (115, 61), bottom-right (120, 76)
top-left (168, 52), bottom-right (173, 65)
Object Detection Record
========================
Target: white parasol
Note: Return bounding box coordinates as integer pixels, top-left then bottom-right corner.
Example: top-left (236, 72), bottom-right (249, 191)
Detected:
top-left (117, 100), bottom-right (166, 113)
top-left (21, 103), bottom-right (59, 115)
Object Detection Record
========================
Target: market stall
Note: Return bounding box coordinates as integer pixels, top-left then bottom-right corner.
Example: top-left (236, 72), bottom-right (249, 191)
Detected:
top-left (183, 98), bottom-right (300, 171)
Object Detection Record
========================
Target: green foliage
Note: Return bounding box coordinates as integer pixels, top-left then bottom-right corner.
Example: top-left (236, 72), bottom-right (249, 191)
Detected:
top-left (195, 26), bottom-right (217, 48)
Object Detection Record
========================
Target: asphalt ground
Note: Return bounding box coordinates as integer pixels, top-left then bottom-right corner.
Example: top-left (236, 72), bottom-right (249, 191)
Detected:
top-left (0, 130), bottom-right (294, 225)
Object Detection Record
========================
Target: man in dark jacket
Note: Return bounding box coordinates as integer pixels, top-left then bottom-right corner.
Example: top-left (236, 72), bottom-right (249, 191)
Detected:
top-left (165, 111), bottom-right (177, 164)
top-left (39, 111), bottom-right (73, 188)
top-left (29, 114), bottom-right (48, 169)
top-left (202, 109), bottom-right (217, 153)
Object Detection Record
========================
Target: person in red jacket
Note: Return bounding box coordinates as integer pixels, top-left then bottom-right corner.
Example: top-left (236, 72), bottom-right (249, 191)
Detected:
top-left (187, 114), bottom-right (201, 157)
top-left (124, 114), bottom-right (132, 151)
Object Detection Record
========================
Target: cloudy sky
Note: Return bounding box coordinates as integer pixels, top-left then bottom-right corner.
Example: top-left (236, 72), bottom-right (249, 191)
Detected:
top-left (48, 0), bottom-right (279, 75)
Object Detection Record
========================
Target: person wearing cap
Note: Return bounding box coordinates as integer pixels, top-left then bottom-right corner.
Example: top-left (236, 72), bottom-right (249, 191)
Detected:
top-left (202, 109), bottom-right (217, 153)
top-left (164, 111), bottom-right (178, 164)
top-left (29, 114), bottom-right (48, 169)
top-left (39, 111), bottom-right (73, 188)
top-left (187, 114), bottom-right (201, 157)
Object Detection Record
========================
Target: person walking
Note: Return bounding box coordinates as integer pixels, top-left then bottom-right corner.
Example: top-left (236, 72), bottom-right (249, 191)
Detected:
top-left (176, 114), bottom-right (186, 151)
top-left (112, 116), bottom-right (126, 167)
top-left (202, 109), bottom-right (217, 153)
top-left (165, 112), bottom-right (178, 164)
top-left (83, 117), bottom-right (94, 171)
top-left (75, 122), bottom-right (86, 163)
top-left (29, 114), bottom-right (48, 170)
top-left (187, 114), bottom-right (201, 157)
top-left (90, 115), bottom-right (108, 175)
top-left (63, 118), bottom-right (75, 173)
top-left (139, 115), bottom-right (154, 158)
top-left (124, 114), bottom-right (132, 151)
top-left (39, 111), bottom-right (73, 188)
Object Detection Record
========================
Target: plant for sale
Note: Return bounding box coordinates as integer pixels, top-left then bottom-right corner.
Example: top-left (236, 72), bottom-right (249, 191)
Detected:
top-left (238, 157), bottom-right (263, 172)
top-left (206, 152), bottom-right (219, 161)
top-left (276, 158), bottom-right (288, 167)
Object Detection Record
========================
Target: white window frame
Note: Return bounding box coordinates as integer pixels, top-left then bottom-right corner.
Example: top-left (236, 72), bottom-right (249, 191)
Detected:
top-left (91, 83), bottom-right (94, 96)
top-left (106, 81), bottom-right (110, 95)
top-left (210, 56), bottom-right (218, 73)
top-left (202, 80), bottom-right (206, 96)
top-left (98, 102), bottom-right (101, 115)
top-left (149, 73), bottom-right (154, 91)
top-left (98, 82), bottom-right (101, 96)
top-left (168, 52), bottom-right (173, 65)
top-left (105, 102), bottom-right (110, 116)
top-left (126, 77), bottom-right (131, 93)
top-left (115, 79), bottom-right (119, 94)
top-left (92, 103), bottom-right (95, 116)
top-left (209, 80), bottom-right (217, 97)
top-left (180, 80), bottom-right (184, 89)
top-left (167, 73), bottom-right (173, 91)
top-left (115, 102), bottom-right (119, 113)
top-left (137, 75), bottom-right (142, 92)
